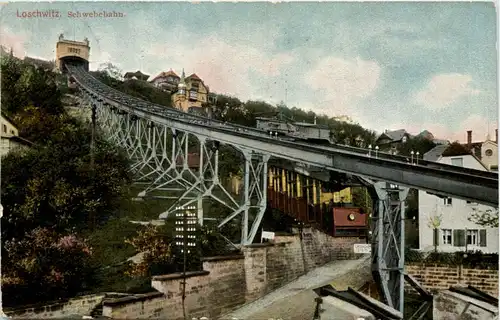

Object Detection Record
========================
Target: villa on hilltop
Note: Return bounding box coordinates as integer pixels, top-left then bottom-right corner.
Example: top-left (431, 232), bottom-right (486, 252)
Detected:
top-left (150, 69), bottom-right (210, 113)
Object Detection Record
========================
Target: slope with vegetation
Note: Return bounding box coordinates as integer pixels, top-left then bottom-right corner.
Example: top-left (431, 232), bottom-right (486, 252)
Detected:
top-left (0, 56), bottom-right (232, 307)
top-left (2, 57), bottom-right (461, 308)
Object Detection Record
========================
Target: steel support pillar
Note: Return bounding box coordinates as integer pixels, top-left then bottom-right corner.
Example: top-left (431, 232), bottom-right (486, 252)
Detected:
top-left (371, 181), bottom-right (409, 314)
top-left (217, 149), bottom-right (270, 245)
top-left (80, 91), bottom-right (272, 245)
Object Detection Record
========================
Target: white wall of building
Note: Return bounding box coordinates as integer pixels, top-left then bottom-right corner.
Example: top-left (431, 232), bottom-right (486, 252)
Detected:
top-left (1, 114), bottom-right (18, 137)
top-left (419, 154), bottom-right (499, 254)
top-left (480, 140), bottom-right (498, 170)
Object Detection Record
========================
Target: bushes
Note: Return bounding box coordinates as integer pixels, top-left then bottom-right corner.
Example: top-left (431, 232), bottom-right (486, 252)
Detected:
top-left (3, 228), bottom-right (94, 306)
top-left (405, 248), bottom-right (498, 270)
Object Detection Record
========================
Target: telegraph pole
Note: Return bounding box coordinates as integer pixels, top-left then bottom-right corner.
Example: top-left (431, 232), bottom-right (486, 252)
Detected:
top-left (182, 210), bottom-right (187, 320)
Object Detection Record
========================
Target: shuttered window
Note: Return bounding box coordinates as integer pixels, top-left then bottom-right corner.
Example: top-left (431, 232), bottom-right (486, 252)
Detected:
top-left (479, 230), bottom-right (487, 247)
top-left (466, 230), bottom-right (479, 246)
top-left (442, 229), bottom-right (452, 244)
top-left (453, 229), bottom-right (465, 247)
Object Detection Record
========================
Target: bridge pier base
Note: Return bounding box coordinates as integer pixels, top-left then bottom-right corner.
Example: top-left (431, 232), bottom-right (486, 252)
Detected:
top-left (371, 181), bottom-right (409, 314)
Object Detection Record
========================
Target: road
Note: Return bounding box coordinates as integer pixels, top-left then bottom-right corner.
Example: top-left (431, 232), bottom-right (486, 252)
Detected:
top-left (220, 255), bottom-right (371, 320)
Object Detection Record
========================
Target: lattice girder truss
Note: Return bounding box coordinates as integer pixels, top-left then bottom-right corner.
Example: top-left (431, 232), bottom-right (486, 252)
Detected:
top-left (371, 181), bottom-right (409, 314)
top-left (83, 93), bottom-right (270, 245)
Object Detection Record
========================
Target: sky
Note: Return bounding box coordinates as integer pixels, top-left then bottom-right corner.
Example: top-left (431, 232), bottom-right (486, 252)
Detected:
top-left (1, 1), bottom-right (498, 142)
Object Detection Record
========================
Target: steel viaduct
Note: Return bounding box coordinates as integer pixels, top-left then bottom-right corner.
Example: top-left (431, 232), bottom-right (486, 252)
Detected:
top-left (60, 45), bottom-right (497, 315)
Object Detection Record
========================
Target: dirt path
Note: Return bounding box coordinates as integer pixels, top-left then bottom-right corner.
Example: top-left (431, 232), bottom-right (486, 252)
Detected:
top-left (220, 255), bottom-right (371, 320)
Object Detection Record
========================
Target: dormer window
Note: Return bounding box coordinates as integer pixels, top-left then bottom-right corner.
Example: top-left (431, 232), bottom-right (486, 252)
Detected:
top-left (189, 90), bottom-right (198, 101)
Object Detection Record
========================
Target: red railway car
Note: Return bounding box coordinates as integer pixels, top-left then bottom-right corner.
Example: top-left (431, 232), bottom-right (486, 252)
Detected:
top-left (267, 188), bottom-right (368, 237)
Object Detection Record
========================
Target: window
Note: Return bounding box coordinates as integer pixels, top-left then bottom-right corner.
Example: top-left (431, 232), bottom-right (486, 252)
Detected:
top-left (189, 90), bottom-right (198, 100)
top-left (485, 149), bottom-right (493, 156)
top-left (443, 197), bottom-right (452, 206)
top-left (466, 201), bottom-right (477, 206)
top-left (402, 136), bottom-right (407, 143)
top-left (451, 157), bottom-right (463, 167)
top-left (442, 229), bottom-right (452, 244)
top-left (10, 130), bottom-right (14, 135)
top-left (2, 125), bottom-right (6, 133)
top-left (466, 230), bottom-right (479, 246)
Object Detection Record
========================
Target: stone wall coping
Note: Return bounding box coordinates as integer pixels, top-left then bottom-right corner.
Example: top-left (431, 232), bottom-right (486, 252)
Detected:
top-left (4, 293), bottom-right (106, 314)
top-left (274, 241), bottom-right (293, 246)
top-left (243, 241), bottom-right (293, 249)
top-left (244, 242), bottom-right (274, 248)
top-left (152, 270), bottom-right (210, 281)
top-left (102, 292), bottom-right (164, 306)
top-left (202, 254), bottom-right (244, 262)
top-left (274, 231), bottom-right (295, 236)
top-left (406, 262), bottom-right (499, 270)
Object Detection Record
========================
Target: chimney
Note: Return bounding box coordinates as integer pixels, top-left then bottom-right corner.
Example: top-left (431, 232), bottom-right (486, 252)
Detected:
top-left (467, 130), bottom-right (472, 148)
top-left (496, 129), bottom-right (498, 143)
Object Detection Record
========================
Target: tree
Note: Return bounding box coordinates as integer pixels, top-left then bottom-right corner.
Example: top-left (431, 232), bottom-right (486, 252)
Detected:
top-left (98, 62), bottom-right (123, 81)
top-left (2, 227), bottom-right (94, 306)
top-left (427, 207), bottom-right (443, 253)
top-left (468, 207), bottom-right (499, 228)
top-left (125, 225), bottom-right (175, 277)
top-left (1, 114), bottom-right (131, 240)
top-left (1, 57), bottom-right (63, 116)
top-left (397, 136), bottom-right (436, 158)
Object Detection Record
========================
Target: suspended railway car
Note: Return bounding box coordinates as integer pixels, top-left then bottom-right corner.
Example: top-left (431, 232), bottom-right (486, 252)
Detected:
top-left (256, 117), bottom-right (333, 144)
top-left (267, 187), bottom-right (368, 238)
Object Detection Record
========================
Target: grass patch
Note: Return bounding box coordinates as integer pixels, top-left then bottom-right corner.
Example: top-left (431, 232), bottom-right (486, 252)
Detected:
top-left (80, 216), bottom-right (154, 294)
top-left (84, 217), bottom-right (142, 267)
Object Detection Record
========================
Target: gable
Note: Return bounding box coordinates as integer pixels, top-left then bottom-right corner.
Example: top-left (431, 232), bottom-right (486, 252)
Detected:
top-left (482, 140), bottom-right (498, 149)
top-left (1, 113), bottom-right (17, 129)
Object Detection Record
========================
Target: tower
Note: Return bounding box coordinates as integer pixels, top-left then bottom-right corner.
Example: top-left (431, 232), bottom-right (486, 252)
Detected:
top-left (55, 34), bottom-right (90, 72)
top-left (178, 69), bottom-right (186, 96)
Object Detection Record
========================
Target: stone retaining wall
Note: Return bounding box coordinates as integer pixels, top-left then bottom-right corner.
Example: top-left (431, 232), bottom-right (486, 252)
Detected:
top-left (103, 227), bottom-right (366, 319)
top-left (405, 263), bottom-right (498, 297)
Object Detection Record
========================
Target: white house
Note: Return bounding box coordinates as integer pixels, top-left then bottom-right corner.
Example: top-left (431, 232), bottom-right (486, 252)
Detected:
top-left (0, 113), bottom-right (32, 157)
top-left (418, 144), bottom-right (499, 254)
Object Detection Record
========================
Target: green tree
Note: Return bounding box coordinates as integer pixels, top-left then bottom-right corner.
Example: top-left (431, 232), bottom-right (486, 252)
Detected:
top-left (1, 116), bottom-right (131, 240)
top-left (125, 225), bottom-right (175, 277)
top-left (468, 207), bottom-right (499, 228)
top-left (427, 207), bottom-right (443, 253)
top-left (397, 136), bottom-right (436, 157)
top-left (1, 57), bottom-right (63, 116)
